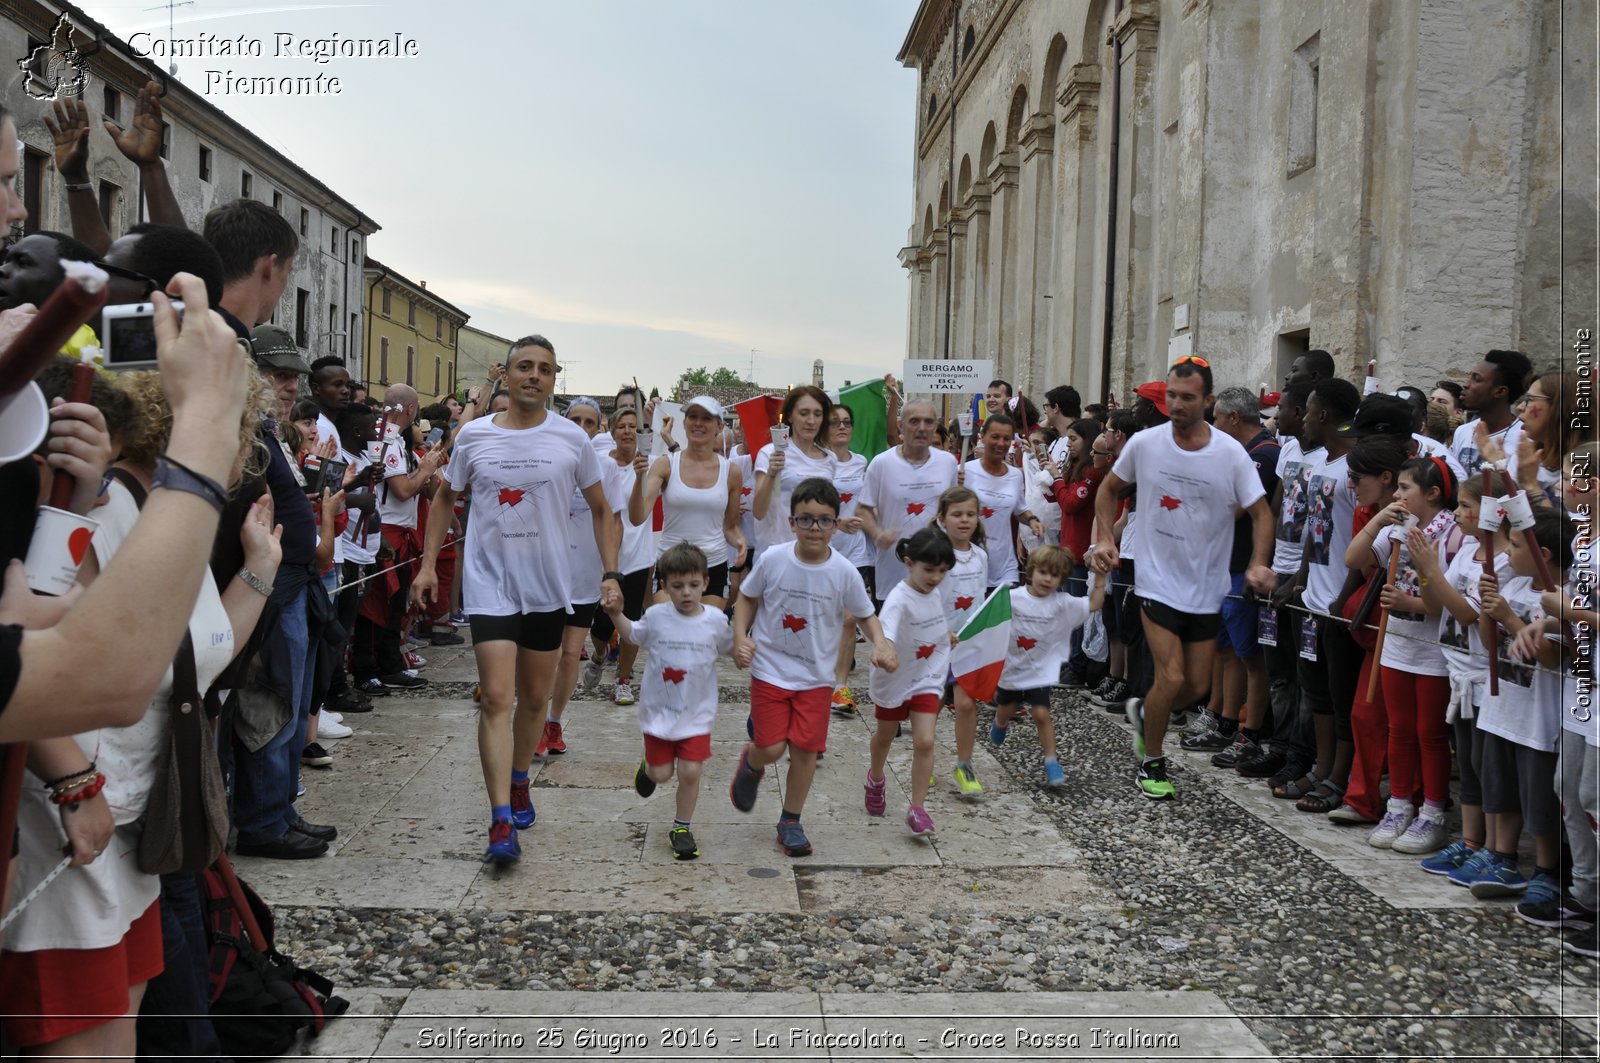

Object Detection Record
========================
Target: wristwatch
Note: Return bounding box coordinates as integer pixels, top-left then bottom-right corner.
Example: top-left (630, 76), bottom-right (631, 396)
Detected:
top-left (153, 455), bottom-right (227, 513)
top-left (236, 566), bottom-right (272, 597)
top-left (602, 571), bottom-right (625, 584)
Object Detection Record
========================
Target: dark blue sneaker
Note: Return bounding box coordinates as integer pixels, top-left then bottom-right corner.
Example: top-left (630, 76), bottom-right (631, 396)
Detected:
top-left (1419, 838), bottom-right (1474, 876)
top-left (1469, 857), bottom-right (1529, 898)
top-left (485, 819), bottom-right (520, 865)
top-left (988, 722), bottom-right (1009, 746)
top-left (729, 747), bottom-right (764, 813)
top-left (1447, 846), bottom-right (1496, 887)
top-left (634, 759), bottom-right (657, 799)
top-left (776, 818), bottom-right (812, 857)
top-left (509, 780), bottom-right (536, 830)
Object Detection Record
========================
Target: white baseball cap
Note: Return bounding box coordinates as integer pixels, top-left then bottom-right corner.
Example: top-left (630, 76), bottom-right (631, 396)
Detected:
top-left (683, 395), bottom-right (724, 419)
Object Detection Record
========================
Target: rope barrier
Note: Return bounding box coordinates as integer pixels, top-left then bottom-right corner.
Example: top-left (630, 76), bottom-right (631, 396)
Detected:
top-left (327, 533), bottom-right (461, 595)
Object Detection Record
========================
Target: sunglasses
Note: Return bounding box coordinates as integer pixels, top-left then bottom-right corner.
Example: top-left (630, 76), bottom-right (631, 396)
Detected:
top-left (831, 418), bottom-right (853, 428)
top-left (97, 261), bottom-right (161, 298)
top-left (1173, 355), bottom-right (1210, 369)
top-left (1091, 448), bottom-right (1112, 456)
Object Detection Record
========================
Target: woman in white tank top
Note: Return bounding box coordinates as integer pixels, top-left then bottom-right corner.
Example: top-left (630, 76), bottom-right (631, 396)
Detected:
top-left (630, 395), bottom-right (746, 607)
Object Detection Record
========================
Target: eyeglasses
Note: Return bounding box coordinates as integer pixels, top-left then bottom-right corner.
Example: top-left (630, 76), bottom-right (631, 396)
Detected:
top-left (1173, 355), bottom-right (1210, 369)
top-left (831, 419), bottom-right (853, 429)
top-left (97, 261), bottom-right (161, 298)
top-left (790, 515), bottom-right (837, 531)
top-left (1523, 392), bottom-right (1550, 407)
top-left (1091, 448), bottom-right (1112, 457)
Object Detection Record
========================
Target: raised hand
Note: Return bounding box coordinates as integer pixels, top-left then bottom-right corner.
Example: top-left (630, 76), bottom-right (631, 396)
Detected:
top-left (105, 80), bottom-right (166, 166)
top-left (43, 96), bottom-right (91, 182)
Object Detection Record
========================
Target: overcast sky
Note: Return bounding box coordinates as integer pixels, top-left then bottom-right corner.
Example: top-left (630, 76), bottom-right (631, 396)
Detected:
top-left (89, 0), bottom-right (921, 395)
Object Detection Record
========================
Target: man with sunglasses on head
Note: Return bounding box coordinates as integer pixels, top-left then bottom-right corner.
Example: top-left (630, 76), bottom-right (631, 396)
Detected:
top-left (1091, 356), bottom-right (1277, 801)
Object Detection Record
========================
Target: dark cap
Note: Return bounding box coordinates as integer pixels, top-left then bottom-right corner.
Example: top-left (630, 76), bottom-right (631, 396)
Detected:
top-left (249, 324), bottom-right (310, 374)
top-left (1336, 394), bottom-right (1413, 438)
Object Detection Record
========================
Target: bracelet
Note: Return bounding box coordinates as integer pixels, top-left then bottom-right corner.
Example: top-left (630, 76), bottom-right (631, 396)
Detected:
top-left (602, 571), bottom-right (625, 584)
top-left (50, 772), bottom-right (106, 805)
top-left (44, 762), bottom-right (96, 790)
top-left (154, 454), bottom-right (228, 513)
top-left (237, 566), bottom-right (273, 597)
top-left (64, 180), bottom-right (93, 192)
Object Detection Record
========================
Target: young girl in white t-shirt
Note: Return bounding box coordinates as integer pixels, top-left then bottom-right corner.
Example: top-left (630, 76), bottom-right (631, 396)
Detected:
top-left (936, 485), bottom-right (989, 796)
top-left (991, 545), bottom-right (1104, 789)
top-left (865, 528), bottom-right (956, 836)
top-left (1360, 457), bottom-right (1463, 853)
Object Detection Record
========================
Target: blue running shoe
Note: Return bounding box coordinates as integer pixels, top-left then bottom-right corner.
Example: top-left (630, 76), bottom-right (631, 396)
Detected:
top-left (1447, 846), bottom-right (1496, 887)
top-left (509, 780), bottom-right (536, 830)
top-left (1513, 872), bottom-right (1561, 924)
top-left (1469, 856), bottom-right (1529, 899)
top-left (776, 818), bottom-right (812, 857)
top-left (989, 722), bottom-right (1009, 746)
top-left (1420, 838), bottom-right (1474, 876)
top-left (485, 819), bottom-right (520, 865)
top-left (1043, 761), bottom-right (1067, 788)
top-left (729, 748), bottom-right (765, 813)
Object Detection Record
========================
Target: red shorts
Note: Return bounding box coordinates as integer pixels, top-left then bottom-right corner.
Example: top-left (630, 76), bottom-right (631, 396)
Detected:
top-left (750, 679), bottom-right (831, 752)
top-left (874, 692), bottom-right (943, 722)
top-left (0, 899), bottom-right (164, 1046)
top-left (643, 732), bottom-right (713, 766)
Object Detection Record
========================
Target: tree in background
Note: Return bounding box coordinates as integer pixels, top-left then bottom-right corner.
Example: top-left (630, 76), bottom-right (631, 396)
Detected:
top-left (673, 366), bottom-right (744, 398)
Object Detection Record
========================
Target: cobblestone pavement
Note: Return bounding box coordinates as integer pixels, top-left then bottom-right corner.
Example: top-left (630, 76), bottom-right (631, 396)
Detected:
top-left (255, 639), bottom-right (1599, 1060)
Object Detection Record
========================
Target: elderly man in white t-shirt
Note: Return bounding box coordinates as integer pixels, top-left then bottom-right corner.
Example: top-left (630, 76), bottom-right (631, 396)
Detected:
top-left (856, 398), bottom-right (959, 603)
top-left (1091, 359), bottom-right (1276, 802)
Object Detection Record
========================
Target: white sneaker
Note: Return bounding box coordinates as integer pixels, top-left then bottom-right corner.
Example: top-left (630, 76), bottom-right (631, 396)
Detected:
top-left (1367, 799), bottom-right (1416, 849)
top-left (318, 715), bottom-right (354, 739)
top-left (1391, 804), bottom-right (1449, 854)
top-left (580, 658), bottom-right (603, 694)
top-left (614, 679), bottom-right (636, 706)
top-left (322, 710), bottom-right (343, 724)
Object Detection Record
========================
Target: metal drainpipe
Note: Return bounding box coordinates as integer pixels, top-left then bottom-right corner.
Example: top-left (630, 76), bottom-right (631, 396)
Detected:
top-left (365, 265), bottom-right (387, 391)
top-left (1100, 0), bottom-right (1124, 404)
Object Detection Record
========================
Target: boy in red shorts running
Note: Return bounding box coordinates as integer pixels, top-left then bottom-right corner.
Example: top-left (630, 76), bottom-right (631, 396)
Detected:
top-left (605, 542), bottom-right (732, 860)
top-left (731, 478), bottom-right (897, 855)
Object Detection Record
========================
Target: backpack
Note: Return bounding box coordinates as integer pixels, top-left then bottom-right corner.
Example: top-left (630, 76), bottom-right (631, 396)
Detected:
top-left (202, 857), bottom-right (348, 1058)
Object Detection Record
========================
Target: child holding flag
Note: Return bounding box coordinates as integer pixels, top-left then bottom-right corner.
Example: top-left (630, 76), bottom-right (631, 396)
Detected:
top-left (938, 485), bottom-right (990, 795)
top-left (864, 528), bottom-right (957, 835)
top-left (985, 545), bottom-right (1104, 788)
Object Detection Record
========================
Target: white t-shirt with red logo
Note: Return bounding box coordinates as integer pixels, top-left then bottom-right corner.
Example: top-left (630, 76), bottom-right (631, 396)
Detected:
top-left (869, 579), bottom-right (952, 708)
top-left (754, 442), bottom-right (835, 552)
top-left (446, 414), bottom-right (602, 616)
top-left (1000, 586), bottom-right (1092, 690)
top-left (832, 451), bottom-right (870, 568)
top-left (626, 602), bottom-right (733, 740)
top-left (377, 436), bottom-right (420, 530)
top-left (566, 455), bottom-right (629, 606)
top-left (741, 541), bottom-right (875, 691)
top-left (860, 447), bottom-right (958, 595)
top-left (942, 539), bottom-right (990, 635)
top-left (963, 459), bottom-right (1025, 586)
top-left (1110, 425), bottom-right (1266, 614)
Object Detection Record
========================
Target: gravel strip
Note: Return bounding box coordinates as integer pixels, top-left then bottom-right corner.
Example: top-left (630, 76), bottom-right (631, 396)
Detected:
top-left (275, 685), bottom-right (1598, 1059)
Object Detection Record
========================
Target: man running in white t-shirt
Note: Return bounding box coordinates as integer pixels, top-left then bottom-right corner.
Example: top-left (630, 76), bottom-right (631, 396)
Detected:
top-left (856, 399), bottom-right (959, 603)
top-left (413, 336), bottom-right (622, 865)
top-left (1091, 358), bottom-right (1277, 800)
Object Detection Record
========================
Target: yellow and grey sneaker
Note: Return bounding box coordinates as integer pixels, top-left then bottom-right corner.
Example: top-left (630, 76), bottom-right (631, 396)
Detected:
top-left (669, 825), bottom-right (699, 861)
top-left (953, 763), bottom-right (984, 797)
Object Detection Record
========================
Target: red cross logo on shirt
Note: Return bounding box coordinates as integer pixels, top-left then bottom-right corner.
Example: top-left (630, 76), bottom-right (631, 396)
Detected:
top-left (981, 506), bottom-right (995, 519)
top-left (906, 502), bottom-right (926, 516)
top-left (782, 614), bottom-right (808, 633)
top-left (498, 487), bottom-right (525, 507)
top-left (915, 644), bottom-right (936, 660)
top-left (1159, 495), bottom-right (1183, 511)
top-left (954, 595), bottom-right (974, 611)
top-left (661, 666), bottom-right (686, 684)
top-left (1016, 635), bottom-right (1038, 650)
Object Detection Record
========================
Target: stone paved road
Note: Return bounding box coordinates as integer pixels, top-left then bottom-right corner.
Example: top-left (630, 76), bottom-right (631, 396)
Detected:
top-left (256, 639), bottom-right (1599, 1060)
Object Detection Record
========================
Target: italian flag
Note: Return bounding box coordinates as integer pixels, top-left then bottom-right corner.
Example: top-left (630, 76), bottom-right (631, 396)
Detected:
top-left (951, 585), bottom-right (1012, 701)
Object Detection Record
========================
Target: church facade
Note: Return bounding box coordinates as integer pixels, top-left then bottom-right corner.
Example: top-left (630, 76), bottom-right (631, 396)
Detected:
top-left (898, 0), bottom-right (1595, 401)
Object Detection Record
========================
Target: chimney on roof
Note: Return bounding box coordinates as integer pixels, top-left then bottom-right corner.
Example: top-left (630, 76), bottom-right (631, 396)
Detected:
top-left (419, 280), bottom-right (427, 290)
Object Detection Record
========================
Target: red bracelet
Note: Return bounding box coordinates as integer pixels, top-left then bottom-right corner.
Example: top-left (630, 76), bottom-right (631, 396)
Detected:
top-left (50, 773), bottom-right (106, 806)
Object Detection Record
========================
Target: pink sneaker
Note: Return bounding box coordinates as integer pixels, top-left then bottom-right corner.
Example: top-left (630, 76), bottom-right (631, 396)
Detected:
top-left (864, 774), bottom-right (887, 816)
top-left (905, 804), bottom-right (936, 836)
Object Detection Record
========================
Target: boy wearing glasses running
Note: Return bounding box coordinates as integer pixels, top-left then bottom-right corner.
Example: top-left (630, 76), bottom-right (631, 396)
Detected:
top-left (730, 478), bottom-right (897, 856)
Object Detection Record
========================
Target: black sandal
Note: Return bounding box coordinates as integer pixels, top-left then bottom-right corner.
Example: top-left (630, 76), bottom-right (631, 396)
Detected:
top-left (1295, 779), bottom-right (1345, 814)
top-left (1271, 771), bottom-right (1323, 800)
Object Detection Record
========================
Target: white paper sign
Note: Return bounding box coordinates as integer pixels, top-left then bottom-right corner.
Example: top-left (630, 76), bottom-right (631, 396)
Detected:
top-left (650, 402), bottom-right (686, 456)
top-left (901, 359), bottom-right (994, 394)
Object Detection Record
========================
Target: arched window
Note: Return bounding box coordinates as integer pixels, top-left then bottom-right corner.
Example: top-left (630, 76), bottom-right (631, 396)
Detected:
top-left (928, 93), bottom-right (938, 123)
top-left (963, 25), bottom-right (975, 60)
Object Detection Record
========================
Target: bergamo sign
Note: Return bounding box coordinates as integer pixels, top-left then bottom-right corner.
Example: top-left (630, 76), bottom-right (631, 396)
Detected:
top-left (901, 359), bottom-right (994, 393)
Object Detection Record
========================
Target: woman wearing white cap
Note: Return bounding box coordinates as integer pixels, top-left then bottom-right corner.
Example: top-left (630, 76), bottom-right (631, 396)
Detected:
top-left (631, 395), bottom-right (747, 609)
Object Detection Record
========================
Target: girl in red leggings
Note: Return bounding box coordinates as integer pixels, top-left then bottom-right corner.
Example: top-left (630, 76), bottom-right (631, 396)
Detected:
top-left (1360, 456), bottom-right (1464, 852)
